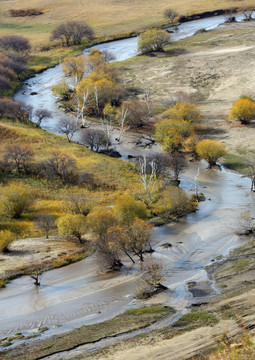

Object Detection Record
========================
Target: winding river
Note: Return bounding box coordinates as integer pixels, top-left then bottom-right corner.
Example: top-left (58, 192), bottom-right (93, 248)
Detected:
top-left (1, 13), bottom-right (254, 353)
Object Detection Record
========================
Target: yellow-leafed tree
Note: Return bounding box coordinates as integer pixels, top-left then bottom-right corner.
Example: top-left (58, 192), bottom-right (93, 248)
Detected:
top-left (229, 98), bottom-right (255, 124)
top-left (161, 102), bottom-right (201, 123)
top-left (63, 56), bottom-right (86, 85)
top-left (0, 230), bottom-right (15, 253)
top-left (196, 139), bottom-right (226, 168)
top-left (57, 214), bottom-right (86, 243)
top-left (155, 118), bottom-right (193, 152)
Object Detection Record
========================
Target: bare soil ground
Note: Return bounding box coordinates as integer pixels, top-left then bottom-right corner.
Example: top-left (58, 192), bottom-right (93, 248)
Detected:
top-left (118, 21), bottom-right (255, 158)
top-left (0, 236), bottom-right (88, 283)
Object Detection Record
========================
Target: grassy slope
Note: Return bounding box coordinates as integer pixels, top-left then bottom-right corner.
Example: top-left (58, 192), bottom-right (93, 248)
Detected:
top-left (0, 0), bottom-right (253, 47)
top-left (0, 120), bottom-right (138, 237)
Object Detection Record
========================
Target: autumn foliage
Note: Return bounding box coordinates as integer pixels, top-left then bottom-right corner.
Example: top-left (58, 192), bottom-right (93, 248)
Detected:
top-left (138, 29), bottom-right (171, 54)
top-left (196, 139), bottom-right (226, 168)
top-left (161, 102), bottom-right (201, 123)
top-left (155, 118), bottom-right (193, 152)
top-left (0, 230), bottom-right (15, 253)
top-left (229, 97), bottom-right (255, 124)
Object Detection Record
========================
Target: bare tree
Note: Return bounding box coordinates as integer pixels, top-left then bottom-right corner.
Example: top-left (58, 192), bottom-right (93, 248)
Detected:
top-left (65, 194), bottom-right (92, 216)
top-left (138, 155), bottom-right (157, 201)
top-left (34, 109), bottom-right (52, 127)
top-left (242, 7), bottom-right (254, 21)
top-left (80, 128), bottom-right (106, 152)
top-left (0, 35), bottom-right (31, 53)
top-left (28, 267), bottom-right (43, 286)
top-left (75, 88), bottom-right (90, 127)
top-left (3, 144), bottom-right (34, 174)
top-left (0, 65), bottom-right (15, 80)
top-left (245, 158), bottom-right (255, 191)
top-left (7, 101), bottom-right (33, 123)
top-left (137, 153), bottom-right (169, 178)
top-left (0, 53), bottom-right (27, 77)
top-left (42, 151), bottom-right (78, 183)
top-left (168, 152), bottom-right (187, 183)
top-left (163, 8), bottom-right (179, 28)
top-left (116, 105), bottom-right (128, 142)
top-left (95, 237), bottom-right (123, 271)
top-left (136, 260), bottom-right (165, 299)
top-left (51, 21), bottom-right (94, 46)
top-left (224, 8), bottom-right (237, 23)
top-left (127, 219), bottom-right (153, 262)
top-left (101, 50), bottom-right (116, 63)
top-left (0, 98), bottom-right (14, 117)
top-left (58, 117), bottom-right (79, 142)
top-left (35, 215), bottom-right (55, 239)
top-left (121, 99), bottom-right (148, 129)
top-left (0, 76), bottom-right (11, 95)
top-left (143, 88), bottom-right (152, 118)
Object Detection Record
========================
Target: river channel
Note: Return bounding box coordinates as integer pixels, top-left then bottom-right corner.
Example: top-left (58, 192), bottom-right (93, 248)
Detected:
top-left (0, 13), bottom-right (254, 348)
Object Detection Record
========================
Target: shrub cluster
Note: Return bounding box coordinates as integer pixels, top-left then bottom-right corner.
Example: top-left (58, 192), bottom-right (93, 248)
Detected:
top-left (10, 9), bottom-right (43, 17)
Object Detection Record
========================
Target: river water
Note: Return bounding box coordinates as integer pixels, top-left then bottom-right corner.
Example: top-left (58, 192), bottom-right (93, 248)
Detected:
top-left (1, 13), bottom-right (254, 346)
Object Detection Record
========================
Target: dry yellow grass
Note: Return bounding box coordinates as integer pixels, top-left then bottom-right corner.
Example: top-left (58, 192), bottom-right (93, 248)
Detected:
top-left (0, 0), bottom-right (252, 47)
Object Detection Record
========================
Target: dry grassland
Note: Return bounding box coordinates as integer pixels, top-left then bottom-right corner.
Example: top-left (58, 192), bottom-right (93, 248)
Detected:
top-left (0, 0), bottom-right (253, 46)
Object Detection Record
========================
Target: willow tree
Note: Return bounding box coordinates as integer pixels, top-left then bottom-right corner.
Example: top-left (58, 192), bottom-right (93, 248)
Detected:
top-left (63, 56), bottom-right (86, 85)
top-left (229, 97), bottom-right (255, 124)
top-left (155, 118), bottom-right (193, 152)
top-left (138, 29), bottom-right (171, 54)
top-left (196, 139), bottom-right (226, 168)
top-left (161, 102), bottom-right (201, 123)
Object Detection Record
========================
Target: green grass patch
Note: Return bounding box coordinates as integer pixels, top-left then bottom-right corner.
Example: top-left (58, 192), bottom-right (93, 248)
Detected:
top-left (125, 306), bottom-right (170, 316)
top-left (172, 312), bottom-right (218, 328)
top-left (222, 153), bottom-right (247, 173)
top-left (232, 259), bottom-right (249, 272)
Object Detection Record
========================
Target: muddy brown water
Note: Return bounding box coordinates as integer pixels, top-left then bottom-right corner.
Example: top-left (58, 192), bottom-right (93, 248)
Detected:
top-left (1, 12), bottom-right (254, 344)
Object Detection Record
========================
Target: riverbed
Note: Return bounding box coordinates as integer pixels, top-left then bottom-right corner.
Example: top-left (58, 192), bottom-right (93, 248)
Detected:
top-left (1, 12), bottom-right (254, 345)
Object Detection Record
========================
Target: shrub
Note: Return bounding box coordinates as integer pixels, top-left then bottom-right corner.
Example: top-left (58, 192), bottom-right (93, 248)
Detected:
top-left (229, 98), bottom-right (255, 124)
top-left (161, 102), bottom-right (201, 123)
top-left (156, 187), bottom-right (195, 220)
top-left (57, 214), bottom-right (86, 243)
top-left (138, 29), bottom-right (171, 54)
top-left (51, 21), bottom-right (94, 46)
top-left (0, 76), bottom-right (11, 96)
top-left (196, 139), bottom-right (226, 168)
top-left (86, 209), bottom-right (117, 239)
top-left (119, 98), bottom-right (148, 129)
top-left (115, 194), bottom-right (147, 225)
top-left (3, 144), bottom-right (34, 174)
top-left (10, 9), bottom-right (43, 17)
top-left (51, 79), bottom-right (71, 101)
top-left (0, 230), bottom-right (15, 253)
top-left (42, 151), bottom-right (78, 183)
top-left (0, 185), bottom-right (34, 219)
top-left (155, 118), bottom-right (193, 152)
top-left (0, 35), bottom-right (31, 53)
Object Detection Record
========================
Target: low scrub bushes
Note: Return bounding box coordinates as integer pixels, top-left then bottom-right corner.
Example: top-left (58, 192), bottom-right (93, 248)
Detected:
top-left (0, 230), bottom-right (15, 252)
top-left (10, 9), bottom-right (44, 17)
